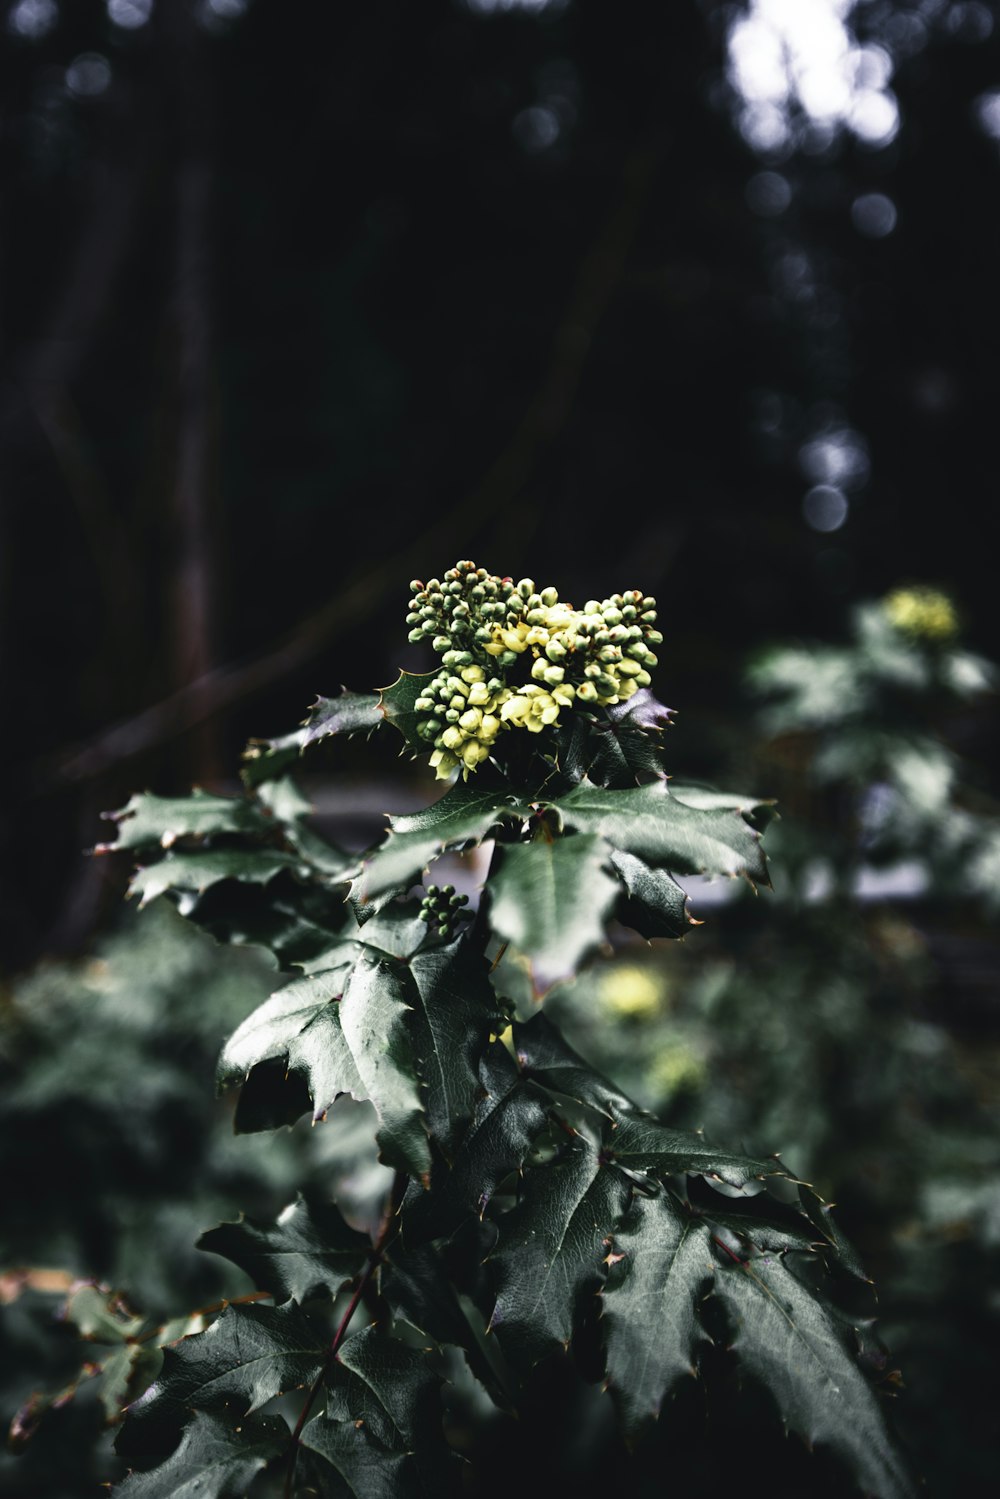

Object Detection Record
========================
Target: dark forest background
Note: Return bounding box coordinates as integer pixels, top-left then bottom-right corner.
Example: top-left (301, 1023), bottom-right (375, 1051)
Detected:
top-left (3, 0), bottom-right (999, 966)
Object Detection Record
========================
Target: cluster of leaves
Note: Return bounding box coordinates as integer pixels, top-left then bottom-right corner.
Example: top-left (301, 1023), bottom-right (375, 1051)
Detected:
top-left (9, 567), bottom-right (917, 1496)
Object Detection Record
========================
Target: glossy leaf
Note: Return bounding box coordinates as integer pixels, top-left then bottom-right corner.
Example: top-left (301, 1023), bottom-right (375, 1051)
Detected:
top-left (97, 789), bottom-right (271, 853)
top-left (339, 952), bottom-right (432, 1182)
top-left (609, 848), bottom-right (692, 939)
top-left (378, 669), bottom-right (442, 755)
top-left (129, 850), bottom-right (305, 908)
top-left (601, 1192), bottom-right (713, 1436)
top-left (354, 781), bottom-right (524, 903)
top-left (487, 834), bottom-right (619, 991)
top-left (117, 1301), bottom-right (324, 1458)
top-left (407, 937), bottom-right (502, 1158)
top-left (487, 1135), bottom-right (631, 1369)
top-left (115, 1410), bottom-right (288, 1498)
top-left (713, 1254), bottom-right (915, 1498)
top-left (242, 689), bottom-right (382, 786)
top-left (198, 1197), bottom-right (370, 1304)
top-left (552, 779), bottom-right (769, 885)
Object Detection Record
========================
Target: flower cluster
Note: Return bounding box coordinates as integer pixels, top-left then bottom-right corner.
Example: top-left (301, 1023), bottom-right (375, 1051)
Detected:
top-left (883, 586), bottom-right (958, 643)
top-left (406, 561), bottom-right (662, 778)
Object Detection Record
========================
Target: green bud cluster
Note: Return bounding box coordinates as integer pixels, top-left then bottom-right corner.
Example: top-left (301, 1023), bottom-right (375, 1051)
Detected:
top-left (406, 563), bottom-right (662, 779)
top-left (418, 883), bottom-right (470, 940)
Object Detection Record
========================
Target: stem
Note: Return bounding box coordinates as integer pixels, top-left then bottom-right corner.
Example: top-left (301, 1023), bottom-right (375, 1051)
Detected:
top-left (283, 1172), bottom-right (406, 1499)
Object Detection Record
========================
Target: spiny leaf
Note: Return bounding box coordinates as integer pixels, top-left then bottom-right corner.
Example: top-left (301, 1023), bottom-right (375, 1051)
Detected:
top-left (218, 964), bottom-right (366, 1129)
top-left (117, 1301), bottom-right (325, 1459)
top-left (402, 1043), bottom-right (549, 1245)
top-left (242, 689), bottom-right (383, 786)
top-left (609, 848), bottom-right (692, 939)
top-left (301, 1327), bottom-right (462, 1497)
top-left (712, 1254), bottom-right (916, 1499)
top-left (340, 952), bottom-right (432, 1182)
top-left (354, 781), bottom-right (526, 904)
top-left (601, 1192), bottom-right (714, 1437)
top-left (407, 936), bottom-right (503, 1158)
top-left (115, 1409), bottom-right (288, 1497)
top-left (198, 1197), bottom-right (370, 1304)
top-left (552, 779), bottom-right (769, 886)
top-left (97, 789), bottom-right (272, 853)
top-left (607, 1109), bottom-right (782, 1191)
top-left (182, 874), bottom-right (357, 970)
top-left (64, 1283), bottom-right (145, 1343)
top-left (486, 1134), bottom-right (631, 1369)
top-left (487, 834), bottom-right (619, 992)
top-left (129, 850), bottom-right (306, 908)
top-left (378, 669), bottom-right (442, 755)
top-left (511, 1013), bottom-right (634, 1119)
top-left (669, 782), bottom-right (778, 832)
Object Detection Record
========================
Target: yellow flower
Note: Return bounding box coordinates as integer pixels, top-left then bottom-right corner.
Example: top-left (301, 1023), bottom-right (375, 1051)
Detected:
top-left (883, 587), bottom-right (958, 641)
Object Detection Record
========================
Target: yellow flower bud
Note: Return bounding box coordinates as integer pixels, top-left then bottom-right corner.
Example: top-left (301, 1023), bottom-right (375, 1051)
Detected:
top-left (462, 740), bottom-right (489, 770)
top-left (461, 664), bottom-right (485, 683)
top-left (441, 726), bottom-right (465, 750)
top-left (459, 708), bottom-right (483, 733)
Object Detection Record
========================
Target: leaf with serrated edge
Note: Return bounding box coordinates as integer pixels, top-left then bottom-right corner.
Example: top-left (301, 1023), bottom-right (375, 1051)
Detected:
top-left (303, 1326), bottom-right (461, 1497)
top-left (511, 1013), bottom-right (633, 1119)
top-left (601, 1193), bottom-right (714, 1436)
top-left (407, 936), bottom-right (502, 1158)
top-left (115, 1410), bottom-right (288, 1498)
top-left (378, 669), bottom-right (443, 755)
top-left (552, 779), bottom-right (769, 885)
top-left (609, 849), bottom-right (692, 939)
top-left (607, 1109), bottom-right (782, 1190)
top-left (487, 1136), bottom-right (631, 1369)
top-left (713, 1255), bottom-right (915, 1499)
top-left (403, 1043), bottom-right (549, 1245)
top-left (218, 965), bottom-right (365, 1125)
top-left (487, 835), bottom-right (619, 991)
top-left (300, 691), bottom-right (383, 748)
top-left (198, 1197), bottom-right (370, 1304)
top-left (117, 1302), bottom-right (324, 1458)
top-left (98, 789), bottom-right (272, 853)
top-left (354, 781), bottom-right (524, 903)
top-left (129, 850), bottom-right (305, 908)
top-left (340, 953), bottom-right (432, 1182)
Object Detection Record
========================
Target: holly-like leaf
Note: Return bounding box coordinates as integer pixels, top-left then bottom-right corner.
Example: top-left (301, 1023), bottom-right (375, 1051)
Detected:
top-left (97, 789), bottom-right (272, 854)
top-left (129, 850), bottom-right (306, 908)
top-left (609, 848), bottom-right (692, 939)
top-left (402, 1043), bottom-right (549, 1245)
top-left (115, 1409), bottom-right (288, 1498)
top-left (198, 1197), bottom-right (370, 1304)
top-left (242, 689), bottom-right (383, 787)
top-left (117, 1302), bottom-right (325, 1458)
top-left (511, 1013), bottom-right (633, 1119)
top-left (64, 1283), bottom-right (145, 1342)
top-left (552, 780), bottom-right (769, 886)
top-left (407, 937), bottom-right (503, 1158)
top-left (712, 1254), bottom-right (916, 1499)
top-left (486, 834), bottom-right (619, 992)
top-left (218, 965), bottom-right (366, 1129)
top-left (600, 1192), bottom-right (713, 1437)
top-left (486, 1135), bottom-right (632, 1370)
top-left (184, 874), bottom-right (357, 970)
top-left (339, 952), bottom-right (432, 1182)
top-left (301, 1326), bottom-right (462, 1498)
top-left (669, 782), bottom-right (777, 832)
top-left (607, 1109), bottom-right (782, 1191)
top-left (378, 669), bottom-right (442, 755)
top-left (354, 781), bottom-right (524, 903)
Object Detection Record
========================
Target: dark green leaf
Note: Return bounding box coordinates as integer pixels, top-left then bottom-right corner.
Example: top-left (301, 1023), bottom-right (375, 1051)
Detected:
top-left (218, 966), bottom-right (366, 1128)
top-left (487, 835), bottom-right (619, 992)
top-left (302, 1326), bottom-right (461, 1498)
top-left (115, 1410), bottom-right (288, 1497)
top-left (242, 689), bottom-right (383, 787)
top-left (340, 952), bottom-right (432, 1182)
top-left (610, 848), bottom-right (692, 939)
top-left (117, 1302), bottom-right (324, 1458)
top-left (97, 789), bottom-right (272, 853)
top-left (713, 1254), bottom-right (915, 1499)
top-left (510, 1013), bottom-right (633, 1119)
top-left (601, 1192), bottom-right (713, 1436)
top-left (403, 1043), bottom-right (549, 1245)
top-left (129, 850), bottom-right (305, 908)
top-left (354, 781), bottom-right (525, 903)
top-left (608, 1110), bottom-right (783, 1191)
top-left (552, 779), bottom-right (769, 886)
top-left (185, 874), bottom-right (356, 969)
top-left (378, 669), bottom-right (442, 755)
top-left (198, 1197), bottom-right (370, 1304)
top-left (487, 1135), bottom-right (631, 1369)
top-left (407, 936), bottom-right (503, 1158)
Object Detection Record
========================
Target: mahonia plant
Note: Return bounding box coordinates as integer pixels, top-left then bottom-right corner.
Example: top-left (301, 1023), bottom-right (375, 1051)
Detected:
top-left (48, 562), bottom-right (913, 1497)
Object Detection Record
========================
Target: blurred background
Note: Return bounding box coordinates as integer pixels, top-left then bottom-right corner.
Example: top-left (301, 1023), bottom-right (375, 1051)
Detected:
top-left (2, 0), bottom-right (1000, 1494)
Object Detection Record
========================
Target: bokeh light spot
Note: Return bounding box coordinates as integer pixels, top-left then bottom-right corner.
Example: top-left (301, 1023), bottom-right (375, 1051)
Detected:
top-left (804, 485), bottom-right (849, 532)
top-left (851, 191), bottom-right (898, 237)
